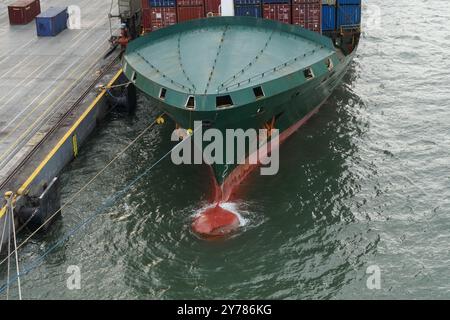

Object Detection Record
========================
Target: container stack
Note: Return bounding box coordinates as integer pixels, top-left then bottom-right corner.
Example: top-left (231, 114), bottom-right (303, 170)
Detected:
top-left (322, 0), bottom-right (361, 32)
top-left (137, 0), bottom-right (362, 36)
top-left (141, 0), bottom-right (177, 32)
top-left (205, 0), bottom-right (221, 17)
top-left (291, 0), bottom-right (321, 32)
top-left (8, 0), bottom-right (41, 25)
top-left (177, 0), bottom-right (205, 23)
top-left (336, 0), bottom-right (361, 30)
top-left (321, 0), bottom-right (336, 31)
top-left (262, 0), bottom-right (291, 25)
top-left (234, 0), bottom-right (262, 18)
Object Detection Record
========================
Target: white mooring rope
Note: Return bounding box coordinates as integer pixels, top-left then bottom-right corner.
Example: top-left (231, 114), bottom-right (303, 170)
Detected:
top-left (6, 206), bottom-right (11, 300)
top-left (0, 120), bottom-right (201, 296)
top-left (10, 200), bottom-right (22, 300)
top-left (0, 114), bottom-right (164, 269)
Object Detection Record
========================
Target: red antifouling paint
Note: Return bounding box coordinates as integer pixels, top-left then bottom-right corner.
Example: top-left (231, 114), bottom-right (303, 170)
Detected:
top-left (192, 205), bottom-right (240, 238)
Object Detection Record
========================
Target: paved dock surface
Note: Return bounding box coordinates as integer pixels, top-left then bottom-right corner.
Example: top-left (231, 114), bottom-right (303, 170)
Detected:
top-left (0, 0), bottom-right (119, 186)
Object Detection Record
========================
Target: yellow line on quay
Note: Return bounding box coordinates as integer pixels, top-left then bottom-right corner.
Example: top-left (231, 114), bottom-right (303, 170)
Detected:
top-left (1, 69), bottom-right (124, 217)
top-left (16, 69), bottom-right (124, 196)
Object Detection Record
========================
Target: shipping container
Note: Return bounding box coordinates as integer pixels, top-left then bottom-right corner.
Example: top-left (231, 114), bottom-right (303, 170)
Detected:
top-left (292, 2), bottom-right (321, 32)
top-left (35, 7), bottom-right (68, 37)
top-left (321, 4), bottom-right (335, 31)
top-left (336, 0), bottom-right (360, 5)
top-left (177, 0), bottom-right (205, 6)
top-left (337, 4), bottom-right (360, 27)
top-left (262, 0), bottom-right (290, 4)
top-left (8, 0), bottom-right (41, 25)
top-left (142, 8), bottom-right (152, 32)
top-left (148, 6), bottom-right (177, 31)
top-left (141, 0), bottom-right (150, 9)
top-left (263, 4), bottom-right (291, 24)
top-left (177, 5), bottom-right (205, 22)
top-left (205, 0), bottom-right (221, 16)
top-left (149, 0), bottom-right (176, 7)
top-left (293, 0), bottom-right (325, 4)
top-left (234, 0), bottom-right (261, 5)
top-left (234, 4), bottom-right (262, 17)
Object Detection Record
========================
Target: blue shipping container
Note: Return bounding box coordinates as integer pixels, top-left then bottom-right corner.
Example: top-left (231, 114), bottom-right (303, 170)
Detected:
top-left (36, 7), bottom-right (68, 37)
top-left (149, 0), bottom-right (176, 7)
top-left (337, 0), bottom-right (361, 5)
top-left (322, 5), bottom-right (336, 31)
top-left (337, 5), bottom-right (361, 27)
top-left (234, 0), bottom-right (261, 5)
top-left (234, 5), bottom-right (262, 18)
top-left (261, 0), bottom-right (289, 3)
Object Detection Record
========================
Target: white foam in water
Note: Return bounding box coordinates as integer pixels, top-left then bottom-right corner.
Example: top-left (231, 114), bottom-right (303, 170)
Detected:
top-left (218, 202), bottom-right (249, 227)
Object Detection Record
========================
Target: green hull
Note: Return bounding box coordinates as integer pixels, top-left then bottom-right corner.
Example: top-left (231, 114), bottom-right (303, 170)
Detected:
top-left (123, 17), bottom-right (358, 199)
top-left (211, 50), bottom-right (355, 185)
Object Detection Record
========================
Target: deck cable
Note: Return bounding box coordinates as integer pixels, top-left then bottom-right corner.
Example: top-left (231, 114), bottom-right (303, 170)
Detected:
top-left (0, 123), bottom-right (201, 296)
top-left (0, 113), bottom-right (165, 270)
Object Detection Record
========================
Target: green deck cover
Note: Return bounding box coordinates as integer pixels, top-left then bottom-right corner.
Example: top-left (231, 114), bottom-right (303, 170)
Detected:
top-left (124, 17), bottom-right (335, 109)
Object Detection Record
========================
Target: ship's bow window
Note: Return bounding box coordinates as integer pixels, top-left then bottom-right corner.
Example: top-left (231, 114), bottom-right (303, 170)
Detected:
top-left (303, 68), bottom-right (314, 80)
top-left (159, 88), bottom-right (167, 100)
top-left (186, 96), bottom-right (195, 109)
top-left (326, 58), bottom-right (334, 71)
top-left (253, 86), bottom-right (265, 99)
top-left (216, 95), bottom-right (233, 108)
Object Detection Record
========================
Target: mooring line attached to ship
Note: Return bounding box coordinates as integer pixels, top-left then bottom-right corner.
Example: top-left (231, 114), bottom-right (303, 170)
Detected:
top-left (6, 207), bottom-right (11, 300)
top-left (1, 80), bottom-right (126, 242)
top-left (2, 195), bottom-right (22, 300)
top-left (10, 199), bottom-right (22, 300)
top-left (0, 112), bottom-right (163, 268)
top-left (0, 206), bottom-right (7, 255)
top-left (0, 122), bottom-right (202, 296)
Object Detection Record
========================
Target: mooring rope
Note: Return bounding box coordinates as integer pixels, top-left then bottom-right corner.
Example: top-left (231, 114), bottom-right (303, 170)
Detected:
top-left (0, 113), bottom-right (164, 269)
top-left (10, 201), bottom-right (22, 300)
top-left (1, 82), bottom-right (128, 244)
top-left (0, 124), bottom-right (200, 296)
top-left (100, 81), bottom-right (133, 90)
top-left (6, 210), bottom-right (10, 300)
top-left (0, 207), bottom-right (7, 255)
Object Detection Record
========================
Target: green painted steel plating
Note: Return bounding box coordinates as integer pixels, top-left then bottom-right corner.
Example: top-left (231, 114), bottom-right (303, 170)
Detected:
top-left (123, 17), bottom-right (337, 113)
top-left (122, 16), bottom-right (357, 185)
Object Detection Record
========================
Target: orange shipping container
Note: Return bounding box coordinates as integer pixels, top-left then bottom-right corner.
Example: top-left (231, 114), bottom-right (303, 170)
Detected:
top-left (292, 3), bottom-right (321, 32)
top-left (177, 5), bottom-right (205, 23)
top-left (8, 0), bottom-right (41, 25)
top-left (263, 4), bottom-right (291, 25)
top-left (205, 0), bottom-right (221, 16)
top-left (177, 0), bottom-right (204, 6)
top-left (149, 7), bottom-right (177, 31)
